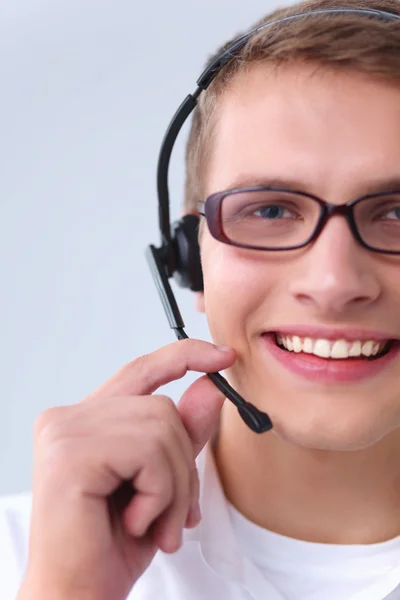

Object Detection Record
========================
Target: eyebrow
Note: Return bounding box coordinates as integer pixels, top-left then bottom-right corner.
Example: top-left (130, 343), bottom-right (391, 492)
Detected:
top-left (225, 176), bottom-right (308, 192)
top-left (224, 175), bottom-right (400, 197)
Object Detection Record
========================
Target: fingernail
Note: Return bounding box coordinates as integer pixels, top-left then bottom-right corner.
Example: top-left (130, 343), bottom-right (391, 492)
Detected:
top-left (215, 345), bottom-right (232, 352)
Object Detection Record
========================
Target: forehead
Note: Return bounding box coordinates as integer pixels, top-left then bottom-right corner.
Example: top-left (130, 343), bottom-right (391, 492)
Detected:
top-left (206, 63), bottom-right (400, 202)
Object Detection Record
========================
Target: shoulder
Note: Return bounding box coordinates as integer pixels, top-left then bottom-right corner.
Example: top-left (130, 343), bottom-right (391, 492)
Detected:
top-left (0, 491), bottom-right (32, 599)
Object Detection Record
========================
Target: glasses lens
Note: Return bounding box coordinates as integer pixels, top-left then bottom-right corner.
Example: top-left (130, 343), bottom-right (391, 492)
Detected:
top-left (221, 189), bottom-right (321, 248)
top-left (355, 193), bottom-right (400, 252)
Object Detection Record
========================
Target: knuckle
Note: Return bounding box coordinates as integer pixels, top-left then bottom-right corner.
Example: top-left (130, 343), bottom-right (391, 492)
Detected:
top-left (139, 431), bottom-right (168, 461)
top-left (33, 406), bottom-right (68, 441)
top-left (114, 354), bottom-right (155, 393)
top-left (148, 419), bottom-right (176, 451)
top-left (137, 443), bottom-right (174, 494)
top-left (125, 353), bottom-right (152, 379)
top-left (152, 394), bottom-right (176, 414)
top-left (33, 408), bottom-right (81, 475)
top-left (175, 337), bottom-right (195, 355)
top-left (39, 436), bottom-right (76, 472)
top-left (176, 337), bottom-right (209, 353)
top-left (147, 461), bottom-right (174, 498)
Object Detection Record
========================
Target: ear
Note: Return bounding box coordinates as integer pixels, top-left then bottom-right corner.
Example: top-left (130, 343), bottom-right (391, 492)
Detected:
top-left (194, 291), bottom-right (205, 313)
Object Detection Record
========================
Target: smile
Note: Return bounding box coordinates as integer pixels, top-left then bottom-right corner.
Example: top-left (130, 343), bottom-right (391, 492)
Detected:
top-left (275, 334), bottom-right (391, 360)
top-left (260, 332), bottom-right (400, 383)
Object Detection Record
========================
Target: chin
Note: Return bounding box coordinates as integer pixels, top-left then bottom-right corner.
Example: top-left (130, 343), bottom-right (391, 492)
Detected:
top-left (224, 360), bottom-right (400, 451)
top-left (267, 406), bottom-right (397, 451)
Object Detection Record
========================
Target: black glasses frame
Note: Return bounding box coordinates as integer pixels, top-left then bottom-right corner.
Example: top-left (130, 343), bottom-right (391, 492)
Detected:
top-left (199, 186), bottom-right (400, 255)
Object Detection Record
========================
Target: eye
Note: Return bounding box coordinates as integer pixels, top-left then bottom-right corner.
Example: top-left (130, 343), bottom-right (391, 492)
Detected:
top-left (382, 206), bottom-right (400, 220)
top-left (360, 197), bottom-right (400, 223)
top-left (254, 204), bottom-right (297, 219)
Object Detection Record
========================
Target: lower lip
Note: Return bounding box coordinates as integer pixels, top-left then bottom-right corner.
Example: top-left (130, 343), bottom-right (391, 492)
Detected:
top-left (261, 334), bottom-right (400, 383)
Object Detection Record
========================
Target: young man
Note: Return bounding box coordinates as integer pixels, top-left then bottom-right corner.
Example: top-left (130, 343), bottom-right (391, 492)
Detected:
top-left (3, 0), bottom-right (400, 598)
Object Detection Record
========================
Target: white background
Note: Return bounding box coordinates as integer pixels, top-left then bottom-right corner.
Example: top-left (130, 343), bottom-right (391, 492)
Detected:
top-left (0, 0), bottom-right (283, 493)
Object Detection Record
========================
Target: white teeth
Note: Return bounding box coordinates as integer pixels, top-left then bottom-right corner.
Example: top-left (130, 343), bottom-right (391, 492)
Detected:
top-left (314, 339), bottom-right (331, 358)
top-left (292, 336), bottom-right (302, 353)
top-left (276, 335), bottom-right (388, 359)
top-left (303, 337), bottom-right (313, 353)
top-left (349, 341), bottom-right (361, 357)
top-left (331, 340), bottom-right (349, 359)
top-left (361, 340), bottom-right (374, 357)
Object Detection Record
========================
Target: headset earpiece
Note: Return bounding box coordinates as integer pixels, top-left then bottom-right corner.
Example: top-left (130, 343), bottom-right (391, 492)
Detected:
top-left (171, 214), bottom-right (204, 292)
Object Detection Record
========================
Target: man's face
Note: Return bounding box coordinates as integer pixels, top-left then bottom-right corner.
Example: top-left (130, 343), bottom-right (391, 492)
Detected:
top-left (199, 63), bottom-right (400, 450)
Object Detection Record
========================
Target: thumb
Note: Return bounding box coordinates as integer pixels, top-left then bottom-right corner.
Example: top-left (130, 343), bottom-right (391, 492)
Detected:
top-left (177, 370), bottom-right (232, 457)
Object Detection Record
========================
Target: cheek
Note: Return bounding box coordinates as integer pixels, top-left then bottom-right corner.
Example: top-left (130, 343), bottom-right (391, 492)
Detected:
top-left (201, 236), bottom-right (269, 343)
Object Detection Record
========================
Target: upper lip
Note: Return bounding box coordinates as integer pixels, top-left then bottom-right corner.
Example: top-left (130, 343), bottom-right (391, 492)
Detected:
top-left (264, 325), bottom-right (395, 342)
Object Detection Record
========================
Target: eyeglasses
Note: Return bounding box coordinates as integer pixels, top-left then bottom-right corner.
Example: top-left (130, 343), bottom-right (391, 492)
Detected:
top-left (198, 186), bottom-right (400, 254)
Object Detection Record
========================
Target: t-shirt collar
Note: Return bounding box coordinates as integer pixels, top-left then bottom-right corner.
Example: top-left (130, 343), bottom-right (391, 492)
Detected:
top-left (184, 439), bottom-right (286, 600)
top-left (184, 438), bottom-right (400, 600)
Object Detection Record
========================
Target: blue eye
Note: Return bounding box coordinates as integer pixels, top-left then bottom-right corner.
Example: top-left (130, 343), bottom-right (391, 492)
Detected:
top-left (255, 205), bottom-right (286, 219)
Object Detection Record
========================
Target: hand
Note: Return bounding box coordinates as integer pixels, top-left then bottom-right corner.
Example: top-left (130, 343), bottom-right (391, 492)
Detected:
top-left (18, 339), bottom-right (236, 600)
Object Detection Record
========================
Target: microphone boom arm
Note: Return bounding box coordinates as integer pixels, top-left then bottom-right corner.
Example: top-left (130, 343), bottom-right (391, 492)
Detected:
top-left (146, 244), bottom-right (273, 434)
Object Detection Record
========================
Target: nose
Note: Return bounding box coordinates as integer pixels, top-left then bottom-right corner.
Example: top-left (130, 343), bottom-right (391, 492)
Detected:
top-left (288, 216), bottom-right (381, 316)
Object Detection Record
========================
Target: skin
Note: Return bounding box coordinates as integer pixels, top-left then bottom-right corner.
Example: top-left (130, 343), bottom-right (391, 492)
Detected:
top-left (16, 63), bottom-right (400, 600)
top-left (198, 62), bottom-right (400, 544)
top-left (18, 340), bottom-right (237, 600)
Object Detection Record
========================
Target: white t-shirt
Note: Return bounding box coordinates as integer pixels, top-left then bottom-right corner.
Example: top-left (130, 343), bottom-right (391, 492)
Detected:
top-left (228, 501), bottom-right (400, 600)
top-left (0, 441), bottom-right (399, 600)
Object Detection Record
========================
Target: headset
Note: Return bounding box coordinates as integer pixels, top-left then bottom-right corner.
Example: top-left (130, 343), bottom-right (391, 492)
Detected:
top-left (146, 7), bottom-right (400, 434)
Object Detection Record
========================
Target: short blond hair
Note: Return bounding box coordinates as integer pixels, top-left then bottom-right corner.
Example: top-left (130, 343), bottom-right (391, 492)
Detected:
top-left (184, 0), bottom-right (400, 213)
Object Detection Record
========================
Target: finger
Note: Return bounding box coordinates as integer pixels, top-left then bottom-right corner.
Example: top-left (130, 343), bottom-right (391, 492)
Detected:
top-left (177, 374), bottom-right (227, 457)
top-left (149, 467), bottom-right (200, 550)
top-left (184, 466), bottom-right (201, 528)
top-left (124, 423), bottom-right (192, 549)
top-left (152, 467), bottom-right (200, 550)
top-left (122, 446), bottom-right (175, 538)
top-left (85, 339), bottom-right (236, 401)
top-left (156, 439), bottom-right (193, 553)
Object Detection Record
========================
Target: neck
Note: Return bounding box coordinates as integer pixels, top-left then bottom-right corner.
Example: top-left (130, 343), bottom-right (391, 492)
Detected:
top-left (214, 403), bottom-right (400, 544)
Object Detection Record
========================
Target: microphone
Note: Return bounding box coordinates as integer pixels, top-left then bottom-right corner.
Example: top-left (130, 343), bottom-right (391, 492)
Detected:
top-left (146, 244), bottom-right (273, 434)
